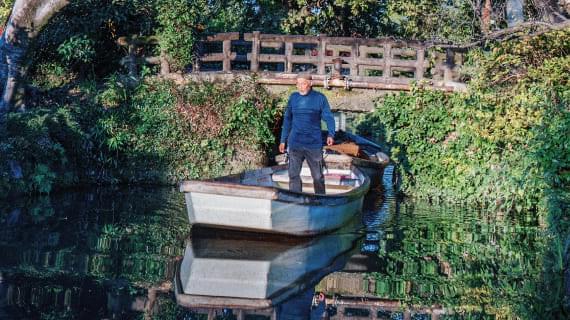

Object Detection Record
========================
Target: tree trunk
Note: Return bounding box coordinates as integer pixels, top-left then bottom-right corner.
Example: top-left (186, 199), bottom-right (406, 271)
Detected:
top-left (0, 0), bottom-right (69, 131)
top-left (482, 0), bottom-right (493, 33)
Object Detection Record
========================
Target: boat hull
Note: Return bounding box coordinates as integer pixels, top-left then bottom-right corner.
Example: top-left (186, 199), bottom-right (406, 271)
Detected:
top-left (184, 191), bottom-right (364, 236)
top-left (180, 164), bottom-right (369, 236)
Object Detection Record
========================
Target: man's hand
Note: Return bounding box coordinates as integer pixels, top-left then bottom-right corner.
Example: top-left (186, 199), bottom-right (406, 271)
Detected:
top-left (279, 143), bottom-right (286, 153)
top-left (327, 137), bottom-right (334, 146)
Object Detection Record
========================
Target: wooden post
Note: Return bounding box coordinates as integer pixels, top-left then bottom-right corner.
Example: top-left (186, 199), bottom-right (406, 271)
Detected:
top-left (383, 43), bottom-right (392, 78)
top-left (443, 49), bottom-right (454, 84)
top-left (285, 42), bottom-right (293, 73)
top-left (223, 39), bottom-right (231, 72)
top-left (318, 36), bottom-right (327, 75)
top-left (194, 41), bottom-right (203, 73)
top-left (250, 31), bottom-right (260, 72)
top-left (350, 41), bottom-right (359, 76)
top-left (415, 47), bottom-right (425, 80)
top-left (127, 37), bottom-right (137, 76)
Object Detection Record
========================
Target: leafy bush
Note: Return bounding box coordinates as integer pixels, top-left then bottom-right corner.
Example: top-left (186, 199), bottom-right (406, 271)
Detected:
top-left (98, 74), bottom-right (130, 108)
top-left (155, 0), bottom-right (207, 70)
top-left (0, 105), bottom-right (84, 195)
top-left (357, 30), bottom-right (569, 214)
top-left (0, 75), bottom-right (280, 196)
top-left (57, 35), bottom-right (96, 64)
top-left (30, 62), bottom-right (74, 90)
top-left (356, 29), bottom-right (570, 318)
top-left (99, 77), bottom-right (279, 182)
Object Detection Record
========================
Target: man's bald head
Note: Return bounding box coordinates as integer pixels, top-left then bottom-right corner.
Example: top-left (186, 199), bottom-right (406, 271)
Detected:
top-left (296, 74), bottom-right (313, 95)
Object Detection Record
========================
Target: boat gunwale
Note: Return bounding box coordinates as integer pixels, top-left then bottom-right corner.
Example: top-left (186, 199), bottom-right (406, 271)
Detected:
top-left (179, 164), bottom-right (370, 205)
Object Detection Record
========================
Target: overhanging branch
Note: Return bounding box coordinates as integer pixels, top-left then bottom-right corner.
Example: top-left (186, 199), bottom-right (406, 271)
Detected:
top-left (427, 20), bottom-right (570, 50)
top-left (33, 0), bottom-right (70, 36)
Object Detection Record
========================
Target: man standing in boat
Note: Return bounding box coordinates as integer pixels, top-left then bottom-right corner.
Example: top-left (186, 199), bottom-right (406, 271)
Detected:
top-left (279, 73), bottom-right (335, 194)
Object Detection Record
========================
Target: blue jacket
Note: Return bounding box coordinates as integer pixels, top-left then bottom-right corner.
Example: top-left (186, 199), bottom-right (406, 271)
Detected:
top-left (280, 90), bottom-right (335, 149)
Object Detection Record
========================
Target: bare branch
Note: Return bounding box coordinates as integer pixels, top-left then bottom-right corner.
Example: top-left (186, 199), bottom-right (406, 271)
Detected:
top-left (427, 20), bottom-right (570, 49)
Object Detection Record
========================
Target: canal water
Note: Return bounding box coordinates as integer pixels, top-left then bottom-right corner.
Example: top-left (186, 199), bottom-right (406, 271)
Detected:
top-left (0, 174), bottom-right (548, 319)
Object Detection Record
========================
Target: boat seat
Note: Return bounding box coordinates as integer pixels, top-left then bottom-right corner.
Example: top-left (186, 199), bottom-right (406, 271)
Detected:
top-left (273, 181), bottom-right (354, 194)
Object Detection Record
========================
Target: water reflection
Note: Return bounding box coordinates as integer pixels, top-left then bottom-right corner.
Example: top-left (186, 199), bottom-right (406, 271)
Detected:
top-left (175, 227), bottom-right (362, 318)
top-left (317, 195), bottom-right (546, 319)
top-left (0, 187), bottom-right (189, 319)
top-left (0, 179), bottom-right (550, 319)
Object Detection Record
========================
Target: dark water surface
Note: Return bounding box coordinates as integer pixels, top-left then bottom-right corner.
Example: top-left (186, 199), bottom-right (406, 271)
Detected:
top-left (0, 179), bottom-right (547, 319)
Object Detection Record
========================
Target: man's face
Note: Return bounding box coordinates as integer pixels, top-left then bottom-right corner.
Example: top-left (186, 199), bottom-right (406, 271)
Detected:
top-left (296, 78), bottom-right (312, 95)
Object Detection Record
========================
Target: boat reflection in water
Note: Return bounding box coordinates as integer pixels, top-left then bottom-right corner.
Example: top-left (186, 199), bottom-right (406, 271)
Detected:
top-left (175, 227), bottom-right (362, 318)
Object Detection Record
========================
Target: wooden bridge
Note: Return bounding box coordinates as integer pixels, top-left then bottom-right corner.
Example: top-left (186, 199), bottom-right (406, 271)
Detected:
top-left (119, 32), bottom-right (467, 93)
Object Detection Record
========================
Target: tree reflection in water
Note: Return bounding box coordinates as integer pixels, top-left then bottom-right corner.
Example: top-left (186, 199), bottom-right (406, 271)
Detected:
top-left (0, 186), bottom-right (189, 319)
top-left (0, 183), bottom-right (550, 319)
top-left (318, 195), bottom-right (546, 319)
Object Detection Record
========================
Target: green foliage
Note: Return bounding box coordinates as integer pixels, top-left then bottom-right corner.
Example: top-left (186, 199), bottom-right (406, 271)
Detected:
top-left (113, 77), bottom-right (279, 180)
top-left (0, 75), bottom-right (279, 196)
top-left (383, 0), bottom-right (476, 41)
top-left (155, 0), bottom-right (207, 70)
top-left (282, 0), bottom-right (386, 37)
top-left (151, 295), bottom-right (187, 320)
top-left (357, 29), bottom-right (570, 318)
top-left (57, 35), bottom-right (96, 64)
top-left (281, 0), bottom-right (477, 41)
top-left (0, 0), bottom-right (14, 27)
top-left (358, 30), bottom-right (569, 214)
top-left (96, 76), bottom-right (279, 182)
top-left (31, 62), bottom-right (73, 90)
top-left (0, 105), bottom-right (83, 195)
top-left (206, 0), bottom-right (256, 33)
top-left (98, 74), bottom-right (130, 108)
top-left (30, 0), bottom-right (160, 79)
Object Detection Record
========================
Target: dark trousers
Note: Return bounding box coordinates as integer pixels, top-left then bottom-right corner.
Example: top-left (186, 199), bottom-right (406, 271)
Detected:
top-left (288, 147), bottom-right (325, 194)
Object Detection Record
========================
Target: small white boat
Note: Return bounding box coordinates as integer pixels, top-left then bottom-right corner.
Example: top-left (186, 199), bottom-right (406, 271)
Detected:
top-left (174, 229), bottom-right (360, 310)
top-left (179, 161), bottom-right (370, 236)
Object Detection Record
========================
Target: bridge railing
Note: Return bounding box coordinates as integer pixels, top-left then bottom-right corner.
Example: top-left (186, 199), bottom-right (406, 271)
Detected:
top-left (119, 32), bottom-right (467, 92)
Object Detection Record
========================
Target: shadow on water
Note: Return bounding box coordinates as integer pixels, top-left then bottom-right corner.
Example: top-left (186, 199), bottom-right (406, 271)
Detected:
top-left (0, 168), bottom-right (551, 319)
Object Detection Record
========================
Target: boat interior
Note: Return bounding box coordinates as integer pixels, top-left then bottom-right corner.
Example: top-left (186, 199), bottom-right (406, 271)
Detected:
top-left (216, 162), bottom-right (363, 195)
